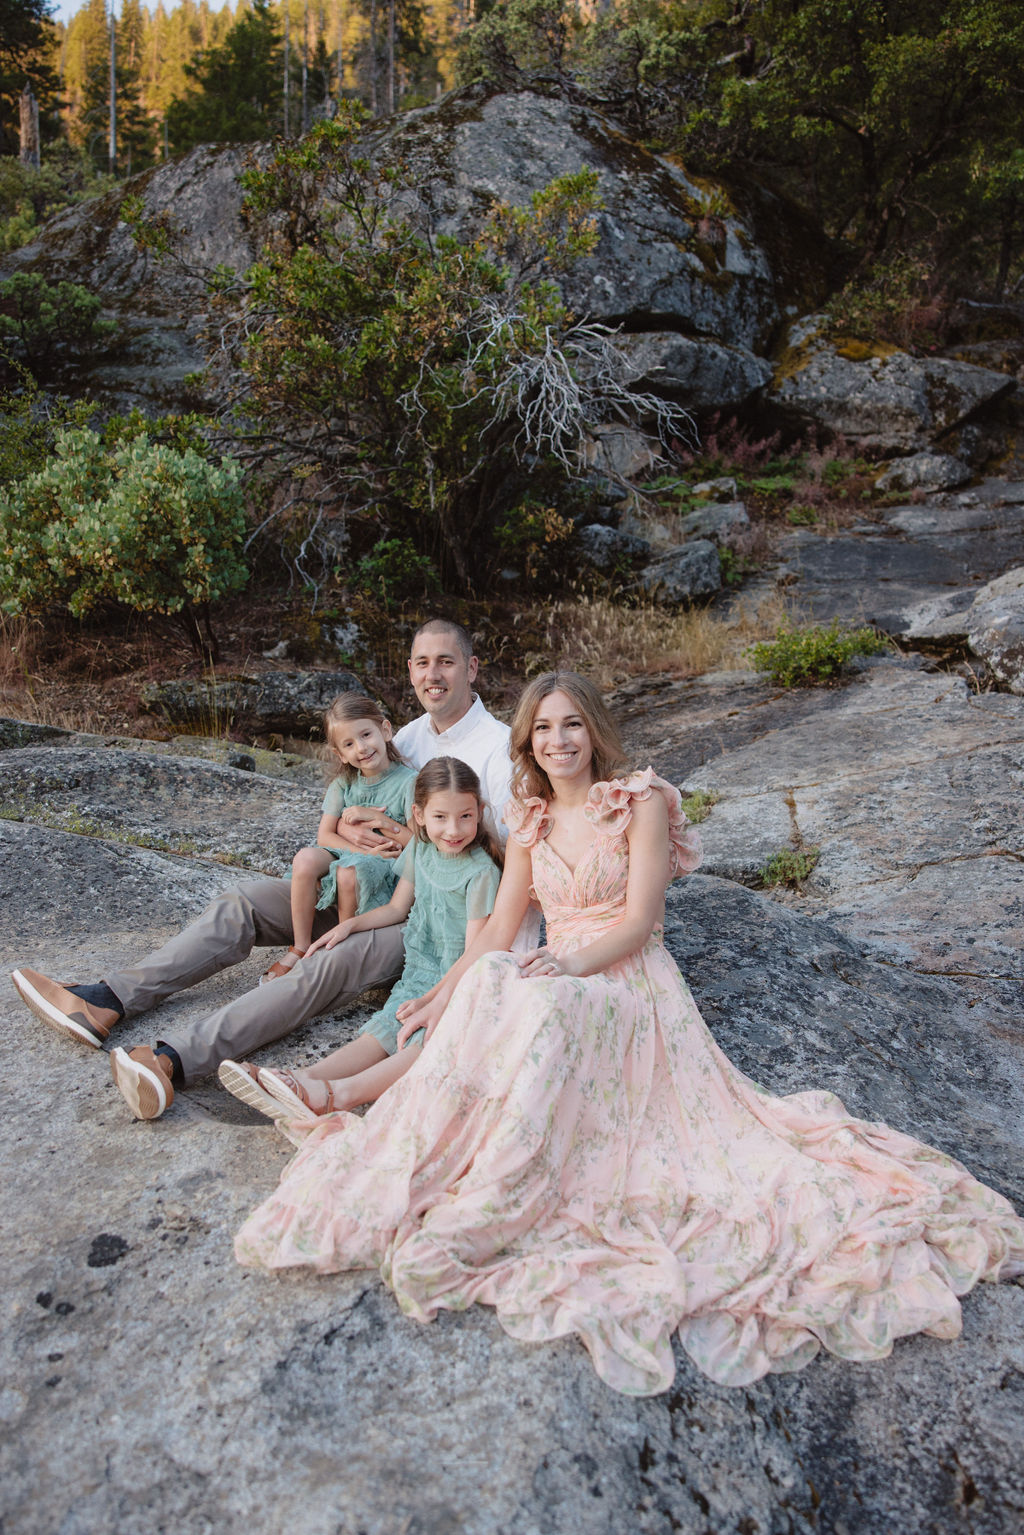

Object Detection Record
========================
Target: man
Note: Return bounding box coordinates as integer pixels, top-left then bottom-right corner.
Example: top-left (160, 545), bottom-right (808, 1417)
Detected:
top-left (11, 618), bottom-right (513, 1121)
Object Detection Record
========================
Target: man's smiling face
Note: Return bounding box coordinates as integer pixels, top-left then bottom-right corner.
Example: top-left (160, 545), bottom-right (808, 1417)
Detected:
top-left (408, 626), bottom-right (478, 731)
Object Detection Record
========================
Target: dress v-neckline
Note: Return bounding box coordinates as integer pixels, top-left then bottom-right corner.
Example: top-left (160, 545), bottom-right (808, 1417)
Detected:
top-left (540, 827), bottom-right (600, 881)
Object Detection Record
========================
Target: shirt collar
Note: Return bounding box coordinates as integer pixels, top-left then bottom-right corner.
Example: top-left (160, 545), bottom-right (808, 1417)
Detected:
top-left (425, 693), bottom-right (486, 742)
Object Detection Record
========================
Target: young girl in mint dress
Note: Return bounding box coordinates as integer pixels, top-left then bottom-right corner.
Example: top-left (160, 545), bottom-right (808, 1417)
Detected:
top-left (222, 755), bottom-right (502, 1119)
top-left (235, 672), bottom-right (1024, 1396)
top-left (262, 693), bottom-right (416, 983)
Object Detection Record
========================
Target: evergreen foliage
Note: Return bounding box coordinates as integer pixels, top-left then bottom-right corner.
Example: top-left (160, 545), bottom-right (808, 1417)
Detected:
top-left (154, 107), bottom-right (689, 591)
top-left (166, 0), bottom-right (284, 152)
top-left (0, 271), bottom-right (117, 378)
top-left (0, 423), bottom-right (248, 655)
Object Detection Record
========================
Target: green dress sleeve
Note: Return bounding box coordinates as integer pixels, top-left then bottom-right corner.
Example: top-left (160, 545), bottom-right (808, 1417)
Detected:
top-left (464, 855), bottom-right (501, 922)
top-left (394, 838), bottom-right (417, 891)
top-left (321, 777), bottom-right (349, 817)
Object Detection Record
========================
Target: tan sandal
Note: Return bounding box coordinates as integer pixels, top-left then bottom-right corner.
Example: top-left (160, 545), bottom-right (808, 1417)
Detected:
top-left (257, 1066), bottom-right (338, 1117)
top-left (259, 945), bottom-right (305, 986)
top-left (217, 1059), bottom-right (316, 1147)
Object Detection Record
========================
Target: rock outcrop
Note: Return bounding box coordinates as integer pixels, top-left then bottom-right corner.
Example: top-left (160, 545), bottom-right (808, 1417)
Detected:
top-left (772, 317), bottom-right (1016, 452)
top-left (2, 90), bottom-right (783, 424)
top-left (900, 566), bottom-right (1024, 694)
top-left (139, 668), bottom-right (364, 738)
top-left (1, 707), bottom-right (1022, 1534)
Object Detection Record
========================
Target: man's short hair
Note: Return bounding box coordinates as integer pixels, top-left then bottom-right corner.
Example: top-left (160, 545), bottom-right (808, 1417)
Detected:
top-left (410, 618), bottom-right (474, 663)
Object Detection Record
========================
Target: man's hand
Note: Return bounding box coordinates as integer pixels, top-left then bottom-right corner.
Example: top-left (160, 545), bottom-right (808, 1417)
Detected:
top-left (340, 805), bottom-right (404, 855)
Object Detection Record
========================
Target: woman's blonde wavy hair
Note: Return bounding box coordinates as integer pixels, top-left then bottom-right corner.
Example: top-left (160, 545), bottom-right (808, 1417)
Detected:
top-left (509, 671), bottom-right (629, 804)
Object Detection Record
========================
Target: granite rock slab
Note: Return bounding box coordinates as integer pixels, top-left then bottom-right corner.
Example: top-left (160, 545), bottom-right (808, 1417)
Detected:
top-left (673, 662), bottom-right (1024, 987)
top-left (1, 796), bottom-right (1022, 1535)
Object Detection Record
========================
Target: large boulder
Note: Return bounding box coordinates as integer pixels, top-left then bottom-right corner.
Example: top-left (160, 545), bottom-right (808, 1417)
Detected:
top-left (771, 317), bottom-right (1016, 452)
top-left (614, 331), bottom-right (773, 413)
top-left (636, 539), bottom-right (721, 603)
top-left (381, 90), bottom-right (780, 350)
top-left (2, 91), bottom-right (781, 418)
top-left (874, 451), bottom-right (972, 494)
top-left (0, 144), bottom-right (256, 413)
top-left (139, 669), bottom-right (363, 738)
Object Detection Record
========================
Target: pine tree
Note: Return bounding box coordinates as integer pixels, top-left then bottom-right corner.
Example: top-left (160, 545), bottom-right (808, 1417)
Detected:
top-left (165, 0), bottom-right (285, 151)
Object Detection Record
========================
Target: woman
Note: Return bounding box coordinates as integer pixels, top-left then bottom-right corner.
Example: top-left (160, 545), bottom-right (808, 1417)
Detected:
top-left (236, 672), bottom-right (1024, 1395)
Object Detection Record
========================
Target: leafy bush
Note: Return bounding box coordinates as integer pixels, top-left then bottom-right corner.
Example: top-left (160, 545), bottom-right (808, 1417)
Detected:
top-left (759, 846), bottom-right (820, 889)
top-left (749, 620), bottom-right (888, 686)
top-left (129, 107), bottom-right (690, 595)
top-left (679, 789), bottom-right (719, 824)
top-left (0, 273), bottom-right (117, 376)
top-left (0, 428), bottom-right (248, 655)
top-left (352, 538), bottom-right (440, 610)
top-left (0, 151), bottom-right (109, 254)
top-left (494, 499), bottom-right (575, 589)
top-left (823, 255), bottom-right (948, 353)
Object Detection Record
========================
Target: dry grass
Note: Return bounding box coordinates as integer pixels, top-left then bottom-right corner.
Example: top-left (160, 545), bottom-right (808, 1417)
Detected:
top-left (524, 590), bottom-right (794, 692)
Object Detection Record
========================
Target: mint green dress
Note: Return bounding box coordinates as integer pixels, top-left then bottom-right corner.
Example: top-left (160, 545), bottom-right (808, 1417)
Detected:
top-left (316, 762), bottom-right (417, 916)
top-left (362, 838), bottom-right (501, 1055)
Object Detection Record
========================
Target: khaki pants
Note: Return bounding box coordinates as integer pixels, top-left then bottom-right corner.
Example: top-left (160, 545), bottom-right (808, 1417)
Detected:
top-left (105, 878), bottom-right (404, 1085)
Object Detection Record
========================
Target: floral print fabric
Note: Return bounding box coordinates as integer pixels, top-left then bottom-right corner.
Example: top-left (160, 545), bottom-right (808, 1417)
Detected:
top-left (236, 772), bottom-right (1024, 1395)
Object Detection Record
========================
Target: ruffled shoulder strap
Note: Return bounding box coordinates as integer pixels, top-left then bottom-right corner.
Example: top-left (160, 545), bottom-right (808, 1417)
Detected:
top-left (584, 767), bottom-right (703, 880)
top-left (503, 794), bottom-right (552, 849)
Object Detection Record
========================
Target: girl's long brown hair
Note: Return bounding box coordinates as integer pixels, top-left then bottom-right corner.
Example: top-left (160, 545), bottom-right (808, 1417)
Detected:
top-left (324, 693), bottom-right (405, 784)
top-left (509, 671), bottom-right (629, 804)
top-left (411, 756), bottom-right (504, 868)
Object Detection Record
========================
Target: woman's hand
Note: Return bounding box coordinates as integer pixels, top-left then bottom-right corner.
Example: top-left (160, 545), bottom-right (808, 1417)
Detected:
top-left (306, 918), bottom-right (356, 955)
top-left (516, 946), bottom-right (575, 979)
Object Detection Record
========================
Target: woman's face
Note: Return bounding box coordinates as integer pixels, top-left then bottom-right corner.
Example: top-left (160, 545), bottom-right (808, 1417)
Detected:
top-left (530, 689), bottom-right (595, 788)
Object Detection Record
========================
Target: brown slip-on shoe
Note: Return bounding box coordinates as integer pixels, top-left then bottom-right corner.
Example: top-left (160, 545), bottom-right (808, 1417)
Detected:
top-left (110, 1046), bottom-right (174, 1120)
top-left (12, 968), bottom-right (119, 1048)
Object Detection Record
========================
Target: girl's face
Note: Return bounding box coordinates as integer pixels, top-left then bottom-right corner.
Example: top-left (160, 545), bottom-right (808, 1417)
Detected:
top-left (530, 689), bottom-right (595, 788)
top-left (330, 717), bottom-right (392, 779)
top-left (414, 789), bottom-right (480, 855)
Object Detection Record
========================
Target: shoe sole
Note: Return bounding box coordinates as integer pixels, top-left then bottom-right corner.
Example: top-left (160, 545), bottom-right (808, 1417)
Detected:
top-left (256, 1067), bottom-right (322, 1119)
top-left (110, 1047), bottom-right (169, 1120)
top-left (217, 1060), bottom-right (314, 1130)
top-left (12, 969), bottom-right (105, 1048)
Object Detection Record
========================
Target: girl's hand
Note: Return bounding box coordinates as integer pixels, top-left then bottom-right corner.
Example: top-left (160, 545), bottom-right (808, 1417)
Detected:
top-left (516, 946), bottom-right (574, 979)
top-left (395, 992), bottom-right (448, 1050)
top-left (306, 919), bottom-right (356, 955)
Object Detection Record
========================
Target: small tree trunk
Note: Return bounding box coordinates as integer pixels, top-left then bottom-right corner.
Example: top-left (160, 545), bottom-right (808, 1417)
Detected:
top-left (387, 0), bottom-right (396, 114)
top-left (19, 83), bottom-right (40, 169)
top-left (369, 0), bottom-right (378, 115)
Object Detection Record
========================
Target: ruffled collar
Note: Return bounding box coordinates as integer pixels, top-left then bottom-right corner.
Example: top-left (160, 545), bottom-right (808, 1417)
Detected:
top-left (503, 767), bottom-right (702, 878)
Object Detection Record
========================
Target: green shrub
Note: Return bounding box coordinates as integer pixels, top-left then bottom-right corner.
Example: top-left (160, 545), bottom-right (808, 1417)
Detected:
top-left (352, 537), bottom-right (440, 611)
top-left (0, 427), bottom-right (248, 655)
top-left (749, 620), bottom-right (888, 686)
top-left (679, 789), bottom-right (719, 824)
top-left (759, 846), bottom-right (820, 889)
top-left (494, 499), bottom-right (575, 589)
top-left (0, 272), bottom-right (117, 375)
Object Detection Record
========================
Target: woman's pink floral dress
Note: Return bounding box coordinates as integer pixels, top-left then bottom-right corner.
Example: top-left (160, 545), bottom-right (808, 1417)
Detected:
top-left (235, 771), bottom-right (1024, 1395)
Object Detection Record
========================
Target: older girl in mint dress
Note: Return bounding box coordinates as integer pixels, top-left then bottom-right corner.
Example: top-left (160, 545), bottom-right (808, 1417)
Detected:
top-left (236, 672), bottom-right (1024, 1396)
top-left (225, 756), bottom-right (502, 1120)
